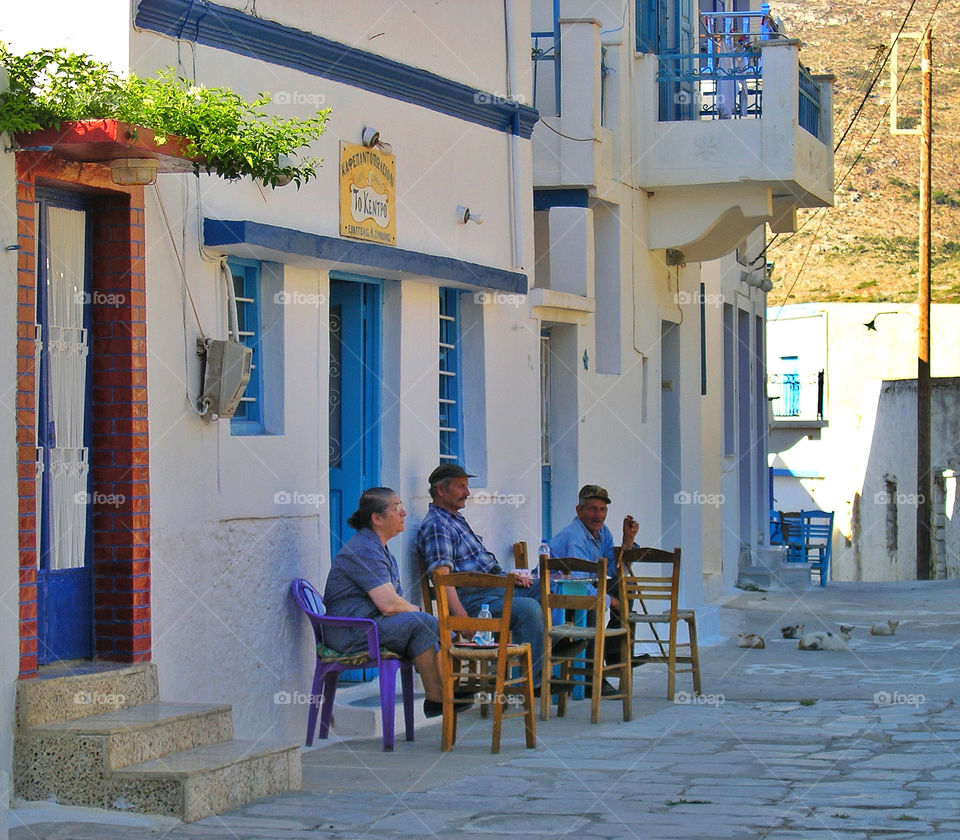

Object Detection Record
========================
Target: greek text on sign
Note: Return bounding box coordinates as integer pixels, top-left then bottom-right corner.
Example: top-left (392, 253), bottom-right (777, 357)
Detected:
top-left (350, 184), bottom-right (389, 226)
top-left (339, 142), bottom-right (396, 246)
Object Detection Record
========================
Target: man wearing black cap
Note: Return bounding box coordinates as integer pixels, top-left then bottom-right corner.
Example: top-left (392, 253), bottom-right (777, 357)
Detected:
top-left (548, 484), bottom-right (640, 697)
top-left (414, 464), bottom-right (544, 685)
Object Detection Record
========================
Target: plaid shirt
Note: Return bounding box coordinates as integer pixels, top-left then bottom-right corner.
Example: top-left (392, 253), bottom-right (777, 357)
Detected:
top-left (414, 503), bottom-right (504, 576)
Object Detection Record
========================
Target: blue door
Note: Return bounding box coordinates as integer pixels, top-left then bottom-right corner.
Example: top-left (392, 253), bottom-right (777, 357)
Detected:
top-left (328, 276), bottom-right (382, 558)
top-left (36, 192), bottom-right (93, 663)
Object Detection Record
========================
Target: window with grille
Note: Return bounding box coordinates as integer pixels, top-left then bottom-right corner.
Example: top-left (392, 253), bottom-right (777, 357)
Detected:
top-left (228, 258), bottom-right (264, 434)
top-left (439, 288), bottom-right (463, 464)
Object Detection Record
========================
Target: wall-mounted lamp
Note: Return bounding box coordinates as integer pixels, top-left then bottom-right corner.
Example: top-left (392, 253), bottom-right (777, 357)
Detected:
top-left (456, 205), bottom-right (483, 225)
top-left (864, 311), bottom-right (906, 331)
top-left (361, 126), bottom-right (392, 153)
top-left (109, 157), bottom-right (159, 186)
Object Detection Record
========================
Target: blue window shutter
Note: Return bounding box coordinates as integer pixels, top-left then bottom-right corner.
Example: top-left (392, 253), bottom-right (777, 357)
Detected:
top-left (439, 288), bottom-right (463, 464)
top-left (228, 258), bottom-right (264, 434)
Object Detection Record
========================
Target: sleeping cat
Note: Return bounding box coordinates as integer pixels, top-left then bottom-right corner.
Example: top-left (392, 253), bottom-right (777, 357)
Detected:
top-left (737, 633), bottom-right (766, 648)
top-left (870, 620), bottom-right (899, 636)
top-left (781, 624), bottom-right (804, 639)
top-left (798, 624), bottom-right (854, 651)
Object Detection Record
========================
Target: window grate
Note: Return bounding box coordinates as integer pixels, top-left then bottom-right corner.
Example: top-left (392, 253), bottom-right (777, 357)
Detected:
top-left (439, 288), bottom-right (463, 464)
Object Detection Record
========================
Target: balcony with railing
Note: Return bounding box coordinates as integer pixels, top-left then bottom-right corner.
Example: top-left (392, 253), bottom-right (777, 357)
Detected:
top-left (656, 11), bottom-right (823, 133)
top-left (530, 1), bottom-right (835, 262)
top-left (768, 370), bottom-right (826, 427)
top-left (531, 11), bottom-right (615, 196)
top-left (642, 9), bottom-right (835, 261)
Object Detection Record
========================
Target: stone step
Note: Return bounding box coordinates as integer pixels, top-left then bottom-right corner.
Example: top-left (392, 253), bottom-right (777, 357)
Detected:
top-left (324, 682), bottom-right (432, 743)
top-left (738, 563), bottom-right (813, 590)
top-left (16, 663), bottom-right (159, 731)
top-left (108, 739), bottom-right (301, 822)
top-left (17, 702), bottom-right (234, 781)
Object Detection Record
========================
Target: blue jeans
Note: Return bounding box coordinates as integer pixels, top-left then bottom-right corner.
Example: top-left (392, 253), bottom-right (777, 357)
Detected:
top-left (460, 585), bottom-right (543, 686)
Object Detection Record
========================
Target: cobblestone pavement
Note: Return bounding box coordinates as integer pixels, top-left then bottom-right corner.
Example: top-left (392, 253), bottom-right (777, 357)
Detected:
top-left (11, 580), bottom-right (960, 839)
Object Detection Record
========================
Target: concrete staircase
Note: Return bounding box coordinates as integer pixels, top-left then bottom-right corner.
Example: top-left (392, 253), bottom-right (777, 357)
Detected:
top-left (14, 663), bottom-right (300, 822)
top-left (737, 546), bottom-right (813, 590)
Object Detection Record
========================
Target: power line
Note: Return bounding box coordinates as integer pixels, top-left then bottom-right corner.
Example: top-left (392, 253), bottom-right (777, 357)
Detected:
top-left (768, 0), bottom-right (942, 268)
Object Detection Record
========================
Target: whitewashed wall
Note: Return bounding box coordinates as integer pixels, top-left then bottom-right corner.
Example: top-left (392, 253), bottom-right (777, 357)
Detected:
top-left (768, 303), bottom-right (960, 582)
top-left (128, 11), bottom-right (538, 741)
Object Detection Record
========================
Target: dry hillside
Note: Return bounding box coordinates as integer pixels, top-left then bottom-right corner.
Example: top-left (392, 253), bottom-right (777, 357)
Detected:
top-left (768, 0), bottom-right (960, 304)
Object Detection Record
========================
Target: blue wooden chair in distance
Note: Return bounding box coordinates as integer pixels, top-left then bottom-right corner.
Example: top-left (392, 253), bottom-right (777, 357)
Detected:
top-left (800, 510), bottom-right (835, 586)
top-left (290, 578), bottom-right (416, 751)
top-left (778, 511), bottom-right (805, 564)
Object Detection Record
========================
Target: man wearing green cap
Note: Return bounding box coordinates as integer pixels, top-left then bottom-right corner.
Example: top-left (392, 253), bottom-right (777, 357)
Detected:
top-left (548, 484), bottom-right (640, 697)
top-left (414, 463), bottom-right (544, 685)
top-left (548, 485), bottom-right (639, 580)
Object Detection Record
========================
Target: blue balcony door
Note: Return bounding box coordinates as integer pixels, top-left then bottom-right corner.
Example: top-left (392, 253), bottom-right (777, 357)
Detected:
top-left (658, 0), bottom-right (697, 120)
top-left (36, 192), bottom-right (94, 664)
top-left (328, 275), bottom-right (382, 559)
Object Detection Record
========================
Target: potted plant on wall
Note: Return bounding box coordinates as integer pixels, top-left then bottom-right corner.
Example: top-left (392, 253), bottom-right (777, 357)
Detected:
top-left (0, 45), bottom-right (330, 187)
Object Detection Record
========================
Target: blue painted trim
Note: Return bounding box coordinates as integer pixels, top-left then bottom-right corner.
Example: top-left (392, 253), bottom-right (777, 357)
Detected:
top-left (136, 0), bottom-right (539, 138)
top-left (699, 281), bottom-right (707, 396)
top-left (772, 468), bottom-right (821, 479)
top-left (204, 219), bottom-right (528, 295)
top-left (533, 189), bottom-right (589, 211)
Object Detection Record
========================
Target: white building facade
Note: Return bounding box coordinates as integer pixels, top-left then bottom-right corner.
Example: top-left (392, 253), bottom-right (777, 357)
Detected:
top-left (1, 0), bottom-right (543, 781)
top-left (1, 0), bottom-right (834, 801)
top-left (528, 0), bottom-right (833, 609)
top-left (768, 303), bottom-right (960, 582)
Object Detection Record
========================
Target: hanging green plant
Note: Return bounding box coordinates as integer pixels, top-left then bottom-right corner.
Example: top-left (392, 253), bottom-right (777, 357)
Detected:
top-left (0, 45), bottom-right (330, 187)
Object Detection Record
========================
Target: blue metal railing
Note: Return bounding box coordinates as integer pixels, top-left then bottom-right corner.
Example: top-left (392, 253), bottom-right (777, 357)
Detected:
top-left (531, 0), bottom-right (562, 117)
top-left (534, 5), bottom-right (823, 137)
top-left (657, 52), bottom-right (763, 121)
top-left (532, 31), bottom-right (560, 116)
top-left (798, 66), bottom-right (821, 138)
top-left (657, 11), bottom-right (778, 122)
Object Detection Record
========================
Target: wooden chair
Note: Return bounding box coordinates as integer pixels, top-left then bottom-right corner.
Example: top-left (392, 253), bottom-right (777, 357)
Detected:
top-left (779, 511), bottom-right (805, 563)
top-left (431, 571), bottom-right (536, 753)
top-left (538, 555), bottom-right (632, 724)
top-left (415, 551), bottom-right (438, 617)
top-left (615, 547), bottom-right (701, 700)
top-left (415, 552), bottom-right (489, 718)
top-left (512, 541), bottom-right (529, 570)
top-left (800, 510), bottom-right (834, 586)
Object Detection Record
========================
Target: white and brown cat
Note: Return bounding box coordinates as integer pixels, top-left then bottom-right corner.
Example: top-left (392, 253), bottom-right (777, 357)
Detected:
top-left (798, 624), bottom-right (854, 651)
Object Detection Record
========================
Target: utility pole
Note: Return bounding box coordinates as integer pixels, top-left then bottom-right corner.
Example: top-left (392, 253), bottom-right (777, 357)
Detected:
top-left (890, 28), bottom-right (933, 579)
top-left (917, 28), bottom-right (932, 580)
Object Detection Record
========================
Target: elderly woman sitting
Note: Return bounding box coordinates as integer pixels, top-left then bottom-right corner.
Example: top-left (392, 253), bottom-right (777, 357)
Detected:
top-left (323, 487), bottom-right (468, 718)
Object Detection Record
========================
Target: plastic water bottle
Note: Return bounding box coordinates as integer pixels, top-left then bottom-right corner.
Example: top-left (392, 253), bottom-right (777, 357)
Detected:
top-left (473, 603), bottom-right (494, 646)
top-left (538, 541), bottom-right (551, 561)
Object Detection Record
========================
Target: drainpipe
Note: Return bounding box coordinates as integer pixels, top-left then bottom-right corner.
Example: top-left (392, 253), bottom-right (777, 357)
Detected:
top-left (503, 0), bottom-right (525, 270)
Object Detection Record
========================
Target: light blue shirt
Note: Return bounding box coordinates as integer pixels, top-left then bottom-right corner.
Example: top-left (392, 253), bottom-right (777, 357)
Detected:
top-left (549, 517), bottom-right (617, 579)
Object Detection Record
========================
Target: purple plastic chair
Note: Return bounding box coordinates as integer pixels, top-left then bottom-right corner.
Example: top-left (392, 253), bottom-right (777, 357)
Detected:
top-left (290, 578), bottom-right (415, 751)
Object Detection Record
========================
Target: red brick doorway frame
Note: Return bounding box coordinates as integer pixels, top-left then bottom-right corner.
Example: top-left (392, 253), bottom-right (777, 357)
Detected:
top-left (17, 154), bottom-right (151, 677)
